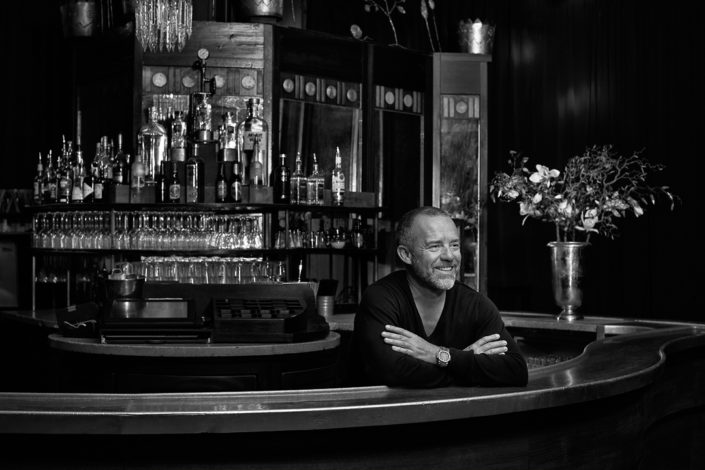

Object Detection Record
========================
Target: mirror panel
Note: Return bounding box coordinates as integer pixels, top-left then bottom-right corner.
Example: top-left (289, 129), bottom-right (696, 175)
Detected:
top-left (438, 94), bottom-right (480, 289)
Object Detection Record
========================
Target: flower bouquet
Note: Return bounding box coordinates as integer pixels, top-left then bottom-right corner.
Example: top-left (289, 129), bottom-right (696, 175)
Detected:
top-left (489, 145), bottom-right (677, 242)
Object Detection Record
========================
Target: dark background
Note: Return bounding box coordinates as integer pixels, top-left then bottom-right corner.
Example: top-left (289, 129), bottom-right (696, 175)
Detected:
top-left (4, 0), bottom-right (703, 321)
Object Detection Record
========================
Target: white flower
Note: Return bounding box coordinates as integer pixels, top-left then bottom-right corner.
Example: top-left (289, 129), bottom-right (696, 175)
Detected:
top-left (532, 193), bottom-right (542, 204)
top-left (581, 208), bottom-right (598, 229)
top-left (529, 165), bottom-right (560, 185)
top-left (557, 200), bottom-right (574, 217)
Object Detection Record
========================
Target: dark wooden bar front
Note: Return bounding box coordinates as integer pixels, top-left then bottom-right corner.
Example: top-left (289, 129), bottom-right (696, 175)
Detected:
top-left (1, 312), bottom-right (704, 469)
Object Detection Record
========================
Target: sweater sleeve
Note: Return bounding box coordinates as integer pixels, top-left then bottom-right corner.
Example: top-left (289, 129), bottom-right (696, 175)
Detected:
top-left (445, 297), bottom-right (528, 387)
top-left (353, 284), bottom-right (452, 388)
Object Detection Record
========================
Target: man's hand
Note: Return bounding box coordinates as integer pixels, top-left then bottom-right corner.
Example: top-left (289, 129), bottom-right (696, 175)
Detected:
top-left (464, 334), bottom-right (507, 355)
top-left (381, 325), bottom-right (438, 364)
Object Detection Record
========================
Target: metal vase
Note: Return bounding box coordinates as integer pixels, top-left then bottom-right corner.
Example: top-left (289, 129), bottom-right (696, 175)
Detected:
top-left (548, 241), bottom-right (589, 321)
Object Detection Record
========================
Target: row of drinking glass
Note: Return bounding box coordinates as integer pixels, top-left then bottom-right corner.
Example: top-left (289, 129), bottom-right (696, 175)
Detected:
top-left (127, 256), bottom-right (287, 284)
top-left (33, 211), bottom-right (264, 251)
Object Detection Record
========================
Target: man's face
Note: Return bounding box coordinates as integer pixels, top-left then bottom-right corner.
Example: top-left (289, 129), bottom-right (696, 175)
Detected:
top-left (403, 214), bottom-right (461, 291)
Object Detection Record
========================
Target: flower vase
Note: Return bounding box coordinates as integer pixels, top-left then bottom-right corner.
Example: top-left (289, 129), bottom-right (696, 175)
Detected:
top-left (547, 241), bottom-right (589, 321)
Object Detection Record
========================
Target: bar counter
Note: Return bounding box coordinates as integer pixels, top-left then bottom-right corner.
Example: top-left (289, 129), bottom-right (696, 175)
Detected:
top-left (1, 310), bottom-right (704, 469)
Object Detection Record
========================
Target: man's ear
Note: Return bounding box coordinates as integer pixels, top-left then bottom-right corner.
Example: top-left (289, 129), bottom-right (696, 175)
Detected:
top-left (397, 245), bottom-right (413, 265)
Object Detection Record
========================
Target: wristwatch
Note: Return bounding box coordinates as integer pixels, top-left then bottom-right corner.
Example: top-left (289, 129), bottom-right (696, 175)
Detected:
top-left (436, 347), bottom-right (451, 367)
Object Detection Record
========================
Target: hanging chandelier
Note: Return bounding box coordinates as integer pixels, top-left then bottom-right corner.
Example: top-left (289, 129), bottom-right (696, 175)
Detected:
top-left (135, 0), bottom-right (193, 53)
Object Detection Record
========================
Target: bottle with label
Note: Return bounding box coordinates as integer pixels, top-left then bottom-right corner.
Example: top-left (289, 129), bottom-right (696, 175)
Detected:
top-left (215, 161), bottom-right (230, 203)
top-left (57, 152), bottom-right (70, 204)
top-left (331, 146), bottom-right (345, 206)
top-left (131, 136), bottom-right (146, 196)
top-left (230, 161), bottom-right (243, 203)
top-left (185, 144), bottom-right (205, 203)
top-left (71, 145), bottom-right (86, 204)
top-left (306, 153), bottom-right (324, 205)
top-left (33, 152), bottom-right (44, 204)
top-left (249, 140), bottom-right (265, 186)
top-left (93, 163), bottom-right (105, 203)
top-left (167, 163), bottom-right (181, 203)
top-left (290, 152), bottom-right (306, 204)
top-left (237, 98), bottom-right (268, 181)
top-left (155, 161), bottom-right (168, 203)
top-left (112, 133), bottom-right (129, 185)
top-left (43, 150), bottom-right (57, 204)
top-left (170, 110), bottom-right (187, 162)
top-left (138, 106), bottom-right (167, 183)
top-left (272, 153), bottom-right (291, 204)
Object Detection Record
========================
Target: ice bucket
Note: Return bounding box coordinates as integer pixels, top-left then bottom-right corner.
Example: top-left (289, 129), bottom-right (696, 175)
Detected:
top-left (458, 19), bottom-right (495, 55)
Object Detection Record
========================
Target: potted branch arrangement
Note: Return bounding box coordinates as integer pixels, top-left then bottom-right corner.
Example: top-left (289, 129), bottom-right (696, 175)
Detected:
top-left (489, 145), bottom-right (677, 320)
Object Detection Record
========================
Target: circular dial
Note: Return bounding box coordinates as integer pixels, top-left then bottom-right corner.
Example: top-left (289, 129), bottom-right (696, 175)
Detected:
top-left (152, 72), bottom-right (167, 88)
top-left (241, 75), bottom-right (256, 90)
top-left (197, 48), bottom-right (210, 60)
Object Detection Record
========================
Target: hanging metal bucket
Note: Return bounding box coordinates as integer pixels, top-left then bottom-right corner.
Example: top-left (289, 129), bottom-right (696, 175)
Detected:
top-left (238, 0), bottom-right (284, 23)
top-left (60, 1), bottom-right (97, 37)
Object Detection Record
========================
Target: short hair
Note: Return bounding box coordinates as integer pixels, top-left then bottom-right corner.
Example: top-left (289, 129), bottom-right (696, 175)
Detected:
top-left (395, 206), bottom-right (451, 248)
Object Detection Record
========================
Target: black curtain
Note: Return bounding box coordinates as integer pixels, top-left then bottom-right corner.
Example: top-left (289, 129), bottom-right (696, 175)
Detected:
top-left (307, 0), bottom-right (705, 321)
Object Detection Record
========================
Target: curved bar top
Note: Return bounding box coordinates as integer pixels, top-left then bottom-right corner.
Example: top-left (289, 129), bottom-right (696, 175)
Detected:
top-left (2, 312), bottom-right (704, 435)
top-left (48, 332), bottom-right (340, 357)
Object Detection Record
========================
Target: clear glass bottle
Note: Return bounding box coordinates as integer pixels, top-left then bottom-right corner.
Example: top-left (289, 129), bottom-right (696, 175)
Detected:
top-left (93, 162), bottom-right (105, 203)
top-left (192, 92), bottom-right (212, 141)
top-left (290, 151), bottom-right (307, 204)
top-left (272, 153), bottom-right (291, 204)
top-left (71, 145), bottom-right (86, 204)
top-left (237, 98), bottom-right (268, 182)
top-left (306, 153), bottom-right (324, 205)
top-left (138, 106), bottom-right (167, 183)
top-left (170, 110), bottom-right (187, 161)
top-left (223, 111), bottom-right (237, 149)
top-left (131, 135), bottom-right (146, 195)
top-left (249, 140), bottom-right (265, 187)
top-left (185, 144), bottom-right (205, 203)
top-left (43, 150), bottom-right (57, 204)
top-left (331, 146), bottom-right (345, 206)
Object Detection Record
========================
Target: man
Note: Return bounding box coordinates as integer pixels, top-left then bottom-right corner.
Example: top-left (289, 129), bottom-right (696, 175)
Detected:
top-left (351, 206), bottom-right (528, 388)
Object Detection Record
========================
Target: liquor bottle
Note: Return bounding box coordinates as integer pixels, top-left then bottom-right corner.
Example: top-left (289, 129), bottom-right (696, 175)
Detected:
top-left (43, 150), bottom-right (57, 204)
top-left (93, 163), bottom-right (105, 203)
top-left (331, 146), bottom-right (345, 206)
top-left (236, 98), bottom-right (268, 181)
top-left (71, 145), bottom-right (86, 204)
top-left (170, 110), bottom-right (187, 162)
top-left (223, 112), bottom-right (237, 149)
top-left (155, 161), bottom-right (168, 203)
top-left (138, 106), bottom-right (167, 183)
top-left (272, 153), bottom-right (291, 204)
top-left (33, 152), bottom-right (44, 204)
top-left (131, 136), bottom-right (146, 196)
top-left (351, 214), bottom-right (365, 248)
top-left (185, 144), bottom-right (205, 203)
top-left (112, 133), bottom-right (129, 185)
top-left (99, 136), bottom-right (113, 182)
top-left (230, 161), bottom-right (243, 203)
top-left (249, 140), bottom-right (265, 186)
top-left (215, 161), bottom-right (229, 203)
top-left (167, 162), bottom-right (181, 203)
top-left (306, 153), bottom-right (324, 205)
top-left (290, 152), bottom-right (307, 204)
top-left (57, 152), bottom-right (70, 204)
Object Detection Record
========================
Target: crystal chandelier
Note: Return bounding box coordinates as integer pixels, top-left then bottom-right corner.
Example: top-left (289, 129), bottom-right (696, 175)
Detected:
top-left (135, 0), bottom-right (193, 53)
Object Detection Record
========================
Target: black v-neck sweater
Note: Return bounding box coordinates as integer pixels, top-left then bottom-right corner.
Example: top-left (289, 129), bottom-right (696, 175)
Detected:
top-left (350, 270), bottom-right (528, 388)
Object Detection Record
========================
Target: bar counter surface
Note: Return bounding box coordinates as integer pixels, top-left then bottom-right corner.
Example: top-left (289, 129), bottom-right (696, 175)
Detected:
top-left (1, 310), bottom-right (704, 469)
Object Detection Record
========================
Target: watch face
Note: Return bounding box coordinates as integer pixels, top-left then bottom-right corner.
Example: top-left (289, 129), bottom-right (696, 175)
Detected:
top-left (437, 348), bottom-right (451, 366)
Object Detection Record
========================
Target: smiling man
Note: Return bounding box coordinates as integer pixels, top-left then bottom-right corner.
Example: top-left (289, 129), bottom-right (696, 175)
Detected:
top-left (350, 206), bottom-right (528, 388)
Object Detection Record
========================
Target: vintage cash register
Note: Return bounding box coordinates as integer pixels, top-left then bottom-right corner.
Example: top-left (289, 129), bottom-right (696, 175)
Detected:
top-left (97, 278), bottom-right (327, 344)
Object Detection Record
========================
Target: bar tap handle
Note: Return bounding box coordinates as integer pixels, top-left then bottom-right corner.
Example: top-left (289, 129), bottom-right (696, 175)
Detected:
top-left (297, 259), bottom-right (303, 282)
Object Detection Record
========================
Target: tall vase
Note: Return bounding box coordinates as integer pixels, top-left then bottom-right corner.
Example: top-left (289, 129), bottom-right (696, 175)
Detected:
top-left (548, 241), bottom-right (589, 321)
